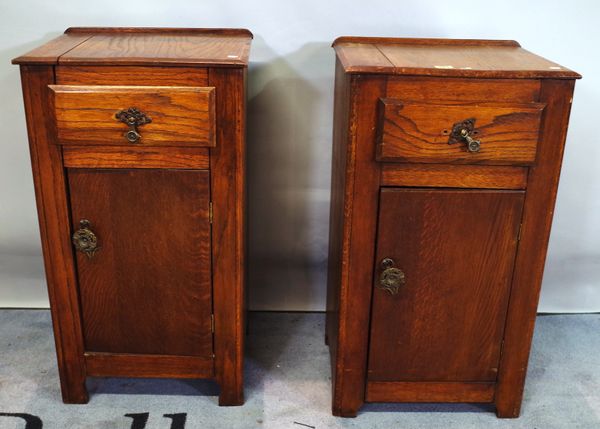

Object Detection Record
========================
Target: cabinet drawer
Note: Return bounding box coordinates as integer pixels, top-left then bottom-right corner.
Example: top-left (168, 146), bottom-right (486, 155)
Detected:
top-left (376, 99), bottom-right (545, 165)
top-left (50, 85), bottom-right (215, 147)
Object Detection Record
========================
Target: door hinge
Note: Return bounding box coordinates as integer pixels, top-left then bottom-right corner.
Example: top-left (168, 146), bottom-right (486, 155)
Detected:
top-left (517, 223), bottom-right (523, 242)
top-left (209, 202), bottom-right (213, 224)
top-left (211, 314), bottom-right (215, 333)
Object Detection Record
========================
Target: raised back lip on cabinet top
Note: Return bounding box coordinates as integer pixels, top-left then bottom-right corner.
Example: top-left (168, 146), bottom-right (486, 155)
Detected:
top-left (332, 36), bottom-right (581, 79)
top-left (12, 27), bottom-right (253, 67)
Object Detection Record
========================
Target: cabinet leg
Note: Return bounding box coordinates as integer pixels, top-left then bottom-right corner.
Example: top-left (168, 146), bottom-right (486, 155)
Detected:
top-left (218, 383), bottom-right (244, 406)
top-left (59, 374), bottom-right (89, 404)
top-left (495, 407), bottom-right (521, 418)
top-left (332, 404), bottom-right (359, 418)
top-left (495, 377), bottom-right (525, 418)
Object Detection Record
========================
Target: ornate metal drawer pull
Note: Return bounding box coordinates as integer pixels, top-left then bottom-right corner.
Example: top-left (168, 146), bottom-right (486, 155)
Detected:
top-left (115, 107), bottom-right (152, 143)
top-left (72, 219), bottom-right (99, 258)
top-left (448, 118), bottom-right (481, 153)
top-left (378, 258), bottom-right (405, 295)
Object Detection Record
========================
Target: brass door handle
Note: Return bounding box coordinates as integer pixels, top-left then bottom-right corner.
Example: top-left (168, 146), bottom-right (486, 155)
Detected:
top-left (72, 219), bottom-right (99, 258)
top-left (115, 107), bottom-right (152, 143)
top-left (378, 258), bottom-right (405, 295)
top-left (448, 118), bottom-right (481, 153)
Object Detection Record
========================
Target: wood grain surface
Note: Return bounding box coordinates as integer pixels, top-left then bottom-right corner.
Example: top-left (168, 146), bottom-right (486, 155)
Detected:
top-left (61, 32), bottom-right (251, 67)
top-left (65, 27), bottom-right (253, 36)
top-left (13, 28), bottom-right (252, 66)
top-left (56, 66), bottom-right (209, 86)
top-left (85, 352), bottom-right (214, 378)
top-left (63, 146), bottom-right (210, 169)
top-left (12, 34), bottom-right (92, 65)
top-left (333, 37), bottom-right (581, 78)
top-left (328, 75), bottom-right (387, 417)
top-left (51, 85), bottom-right (215, 146)
top-left (328, 37), bottom-right (579, 418)
top-left (494, 80), bottom-right (577, 418)
top-left (366, 381), bottom-right (496, 403)
top-left (377, 99), bottom-right (544, 165)
top-left (326, 58), bottom-right (351, 369)
top-left (368, 188), bottom-right (524, 382)
top-left (16, 27), bottom-right (251, 407)
top-left (68, 169), bottom-right (213, 358)
top-left (209, 67), bottom-right (246, 406)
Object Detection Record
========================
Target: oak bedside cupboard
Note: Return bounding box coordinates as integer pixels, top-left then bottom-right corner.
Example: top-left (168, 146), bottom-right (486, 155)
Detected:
top-left (326, 37), bottom-right (580, 417)
top-left (12, 27), bottom-right (251, 405)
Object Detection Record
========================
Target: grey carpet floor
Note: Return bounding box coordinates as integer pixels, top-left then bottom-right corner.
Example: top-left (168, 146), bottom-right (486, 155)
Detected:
top-left (0, 311), bottom-right (598, 429)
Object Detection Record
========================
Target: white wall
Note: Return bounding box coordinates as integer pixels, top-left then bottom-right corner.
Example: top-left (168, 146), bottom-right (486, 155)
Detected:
top-left (0, 0), bottom-right (598, 311)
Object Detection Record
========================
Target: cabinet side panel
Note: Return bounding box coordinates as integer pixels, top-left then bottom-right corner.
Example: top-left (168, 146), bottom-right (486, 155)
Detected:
top-left (209, 67), bottom-right (246, 406)
top-left (495, 79), bottom-right (576, 417)
top-left (326, 58), bottom-right (351, 380)
top-left (331, 74), bottom-right (387, 417)
top-left (19, 65), bottom-right (88, 403)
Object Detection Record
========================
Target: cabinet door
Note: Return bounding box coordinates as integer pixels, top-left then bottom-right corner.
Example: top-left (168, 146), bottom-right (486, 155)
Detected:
top-left (368, 188), bottom-right (524, 382)
top-left (68, 169), bottom-right (212, 358)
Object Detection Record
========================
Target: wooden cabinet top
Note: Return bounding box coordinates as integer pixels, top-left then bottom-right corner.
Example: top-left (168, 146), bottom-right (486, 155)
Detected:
top-left (333, 37), bottom-right (580, 79)
top-left (12, 27), bottom-right (253, 67)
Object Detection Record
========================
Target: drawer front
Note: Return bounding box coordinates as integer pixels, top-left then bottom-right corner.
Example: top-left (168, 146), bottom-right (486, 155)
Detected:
top-left (50, 85), bottom-right (215, 147)
top-left (377, 99), bottom-right (545, 165)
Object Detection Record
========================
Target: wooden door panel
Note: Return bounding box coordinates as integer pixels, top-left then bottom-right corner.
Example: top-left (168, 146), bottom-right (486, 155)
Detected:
top-left (368, 188), bottom-right (524, 382)
top-left (68, 169), bottom-right (212, 357)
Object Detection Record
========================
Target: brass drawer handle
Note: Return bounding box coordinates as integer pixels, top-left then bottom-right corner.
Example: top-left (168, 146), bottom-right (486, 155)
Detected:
top-left (378, 258), bottom-right (405, 295)
top-left (72, 219), bottom-right (99, 258)
top-left (448, 118), bottom-right (481, 153)
top-left (115, 107), bottom-right (152, 143)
